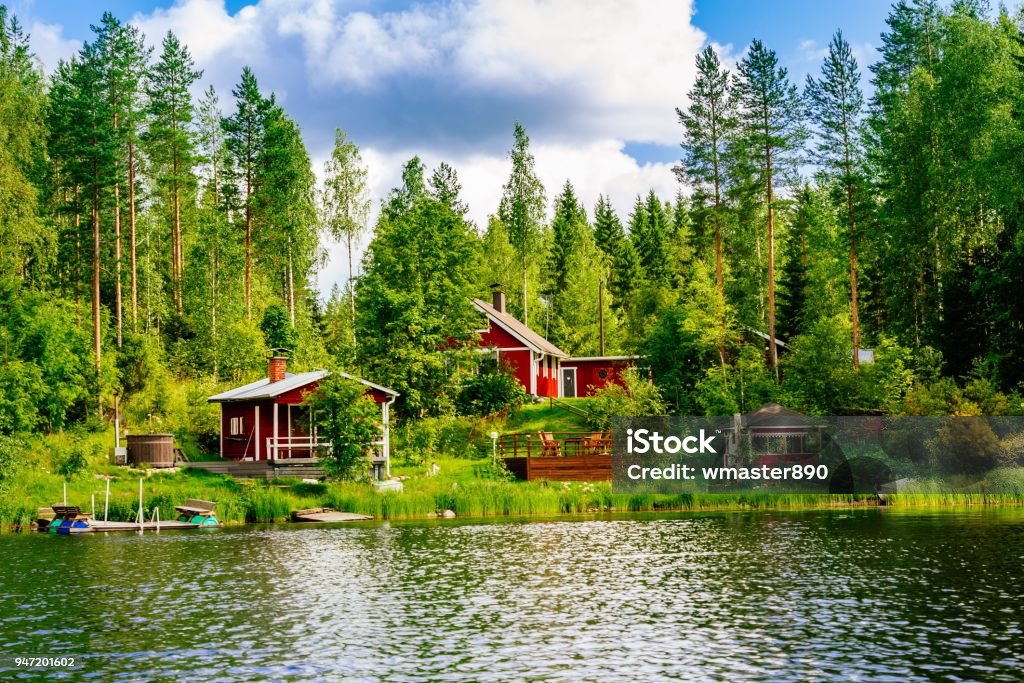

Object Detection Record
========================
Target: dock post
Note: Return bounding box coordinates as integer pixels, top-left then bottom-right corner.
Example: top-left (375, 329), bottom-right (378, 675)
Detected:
top-left (138, 478), bottom-right (143, 531)
top-left (155, 506), bottom-right (160, 532)
top-left (63, 482), bottom-right (67, 506)
top-left (91, 493), bottom-right (95, 517)
top-left (104, 479), bottom-right (110, 522)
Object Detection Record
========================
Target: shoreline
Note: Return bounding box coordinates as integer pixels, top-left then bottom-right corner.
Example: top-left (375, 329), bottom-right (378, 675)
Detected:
top-left (6, 491), bottom-right (1024, 533)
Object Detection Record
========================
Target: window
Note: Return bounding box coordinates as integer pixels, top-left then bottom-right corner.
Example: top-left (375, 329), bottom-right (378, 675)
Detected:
top-left (230, 417), bottom-right (244, 435)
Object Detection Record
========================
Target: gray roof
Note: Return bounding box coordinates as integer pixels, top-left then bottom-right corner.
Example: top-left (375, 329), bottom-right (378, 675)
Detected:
top-left (473, 298), bottom-right (568, 358)
top-left (208, 370), bottom-right (397, 403)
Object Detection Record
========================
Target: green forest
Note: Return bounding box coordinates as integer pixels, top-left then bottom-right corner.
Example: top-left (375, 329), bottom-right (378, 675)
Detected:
top-left (3, 0), bottom-right (1024, 465)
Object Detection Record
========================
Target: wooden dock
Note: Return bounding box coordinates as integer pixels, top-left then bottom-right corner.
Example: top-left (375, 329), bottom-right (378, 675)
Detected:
top-left (89, 519), bottom-right (208, 532)
top-left (291, 508), bottom-right (372, 523)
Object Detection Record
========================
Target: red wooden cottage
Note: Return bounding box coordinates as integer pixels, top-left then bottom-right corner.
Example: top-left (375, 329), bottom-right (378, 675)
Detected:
top-left (208, 354), bottom-right (398, 474)
top-left (473, 289), bottom-right (637, 398)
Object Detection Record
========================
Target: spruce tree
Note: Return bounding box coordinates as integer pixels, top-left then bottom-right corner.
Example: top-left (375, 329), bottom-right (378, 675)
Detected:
top-left (806, 30), bottom-right (867, 370)
top-left (223, 66), bottom-right (272, 320)
top-left (146, 31), bottom-right (201, 316)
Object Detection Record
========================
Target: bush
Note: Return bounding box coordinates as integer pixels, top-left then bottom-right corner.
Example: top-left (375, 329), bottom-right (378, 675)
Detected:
top-left (0, 435), bottom-right (24, 492)
top-left (588, 368), bottom-right (667, 430)
top-left (929, 418), bottom-right (1013, 475)
top-left (457, 359), bottom-right (526, 417)
top-left (306, 374), bottom-right (382, 479)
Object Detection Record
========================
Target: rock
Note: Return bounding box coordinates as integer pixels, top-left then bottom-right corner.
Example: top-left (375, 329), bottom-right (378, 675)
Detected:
top-left (442, 509), bottom-right (456, 518)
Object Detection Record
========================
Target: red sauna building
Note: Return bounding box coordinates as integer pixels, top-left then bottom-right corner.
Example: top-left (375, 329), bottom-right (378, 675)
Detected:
top-left (208, 354), bottom-right (398, 468)
top-left (473, 290), bottom-right (637, 398)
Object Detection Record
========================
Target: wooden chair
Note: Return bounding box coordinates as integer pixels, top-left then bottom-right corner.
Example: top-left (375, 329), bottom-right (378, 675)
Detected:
top-left (538, 431), bottom-right (562, 457)
top-left (583, 432), bottom-right (612, 455)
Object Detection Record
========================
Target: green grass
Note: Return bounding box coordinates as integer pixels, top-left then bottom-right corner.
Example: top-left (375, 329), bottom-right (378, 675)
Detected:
top-left (4, 431), bottom-right (1024, 531)
top-left (505, 399), bottom-right (593, 434)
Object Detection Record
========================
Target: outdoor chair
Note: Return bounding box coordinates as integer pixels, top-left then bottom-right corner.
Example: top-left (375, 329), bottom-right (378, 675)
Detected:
top-left (538, 431), bottom-right (562, 457)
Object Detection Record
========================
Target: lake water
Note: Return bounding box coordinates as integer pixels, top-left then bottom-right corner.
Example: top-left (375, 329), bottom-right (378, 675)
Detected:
top-left (1, 509), bottom-right (1023, 682)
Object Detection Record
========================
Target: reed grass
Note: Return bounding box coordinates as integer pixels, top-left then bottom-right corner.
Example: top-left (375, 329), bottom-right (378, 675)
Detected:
top-left (3, 442), bottom-right (1024, 530)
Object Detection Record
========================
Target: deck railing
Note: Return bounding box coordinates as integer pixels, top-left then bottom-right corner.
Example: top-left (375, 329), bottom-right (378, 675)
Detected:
top-left (498, 431), bottom-right (613, 459)
top-left (265, 436), bottom-right (386, 462)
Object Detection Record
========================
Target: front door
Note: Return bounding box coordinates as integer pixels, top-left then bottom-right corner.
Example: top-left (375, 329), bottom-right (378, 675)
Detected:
top-left (562, 368), bottom-right (576, 398)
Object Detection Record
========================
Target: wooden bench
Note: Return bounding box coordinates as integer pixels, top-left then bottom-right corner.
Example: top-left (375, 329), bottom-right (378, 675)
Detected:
top-left (174, 498), bottom-right (217, 514)
top-left (50, 505), bottom-right (91, 520)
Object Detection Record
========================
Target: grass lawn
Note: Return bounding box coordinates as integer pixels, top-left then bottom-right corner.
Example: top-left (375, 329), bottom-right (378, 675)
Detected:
top-left (505, 399), bottom-right (593, 434)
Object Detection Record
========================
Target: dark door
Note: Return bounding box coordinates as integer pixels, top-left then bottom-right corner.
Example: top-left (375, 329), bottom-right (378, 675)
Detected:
top-left (562, 368), bottom-right (576, 398)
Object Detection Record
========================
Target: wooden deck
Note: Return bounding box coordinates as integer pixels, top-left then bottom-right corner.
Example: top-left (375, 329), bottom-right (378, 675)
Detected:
top-left (186, 458), bottom-right (325, 480)
top-left (502, 455), bottom-right (612, 482)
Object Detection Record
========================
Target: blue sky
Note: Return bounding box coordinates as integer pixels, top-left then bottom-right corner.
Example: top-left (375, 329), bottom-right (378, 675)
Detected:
top-left (10, 0), bottom-right (902, 292)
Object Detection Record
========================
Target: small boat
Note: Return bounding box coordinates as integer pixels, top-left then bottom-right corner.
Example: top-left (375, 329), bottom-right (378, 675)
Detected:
top-left (173, 499), bottom-right (221, 526)
top-left (47, 506), bottom-right (92, 534)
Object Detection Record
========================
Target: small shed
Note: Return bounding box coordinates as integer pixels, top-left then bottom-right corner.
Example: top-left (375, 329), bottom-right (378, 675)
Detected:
top-left (558, 356), bottom-right (637, 398)
top-left (207, 354), bottom-right (398, 475)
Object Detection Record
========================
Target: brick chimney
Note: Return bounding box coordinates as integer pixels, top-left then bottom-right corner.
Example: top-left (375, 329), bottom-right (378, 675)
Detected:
top-left (268, 352), bottom-right (288, 383)
top-left (491, 284), bottom-right (506, 313)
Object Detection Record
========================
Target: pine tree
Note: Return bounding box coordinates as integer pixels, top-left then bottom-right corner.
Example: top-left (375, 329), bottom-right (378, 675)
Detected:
top-left (92, 13), bottom-right (149, 345)
top-left (223, 66), bottom-right (272, 320)
top-left (255, 106), bottom-right (318, 327)
top-left (806, 30), bottom-right (867, 370)
top-left (734, 39), bottom-right (806, 378)
top-left (677, 45), bottom-right (737, 309)
top-left (429, 161), bottom-right (468, 217)
top-left (498, 122), bottom-right (546, 326)
top-left (146, 31), bottom-right (201, 317)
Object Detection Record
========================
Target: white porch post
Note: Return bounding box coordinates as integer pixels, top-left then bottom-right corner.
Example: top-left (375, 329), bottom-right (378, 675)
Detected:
top-left (254, 405), bottom-right (260, 461)
top-left (383, 398), bottom-right (394, 479)
top-left (530, 353), bottom-right (538, 396)
top-left (272, 402), bottom-right (279, 461)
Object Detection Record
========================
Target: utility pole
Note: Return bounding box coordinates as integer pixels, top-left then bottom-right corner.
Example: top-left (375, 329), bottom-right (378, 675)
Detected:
top-left (599, 279), bottom-right (605, 356)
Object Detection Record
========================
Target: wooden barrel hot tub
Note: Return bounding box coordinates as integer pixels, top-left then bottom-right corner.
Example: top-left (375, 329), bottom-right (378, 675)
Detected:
top-left (126, 434), bottom-right (175, 468)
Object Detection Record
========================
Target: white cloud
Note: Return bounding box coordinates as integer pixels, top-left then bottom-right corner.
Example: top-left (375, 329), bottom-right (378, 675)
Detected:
top-left (27, 20), bottom-right (80, 72)
top-left (29, 0), bottom-right (707, 296)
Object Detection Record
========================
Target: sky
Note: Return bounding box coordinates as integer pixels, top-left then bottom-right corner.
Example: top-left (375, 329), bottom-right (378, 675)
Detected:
top-left (10, 0), bottom-right (895, 295)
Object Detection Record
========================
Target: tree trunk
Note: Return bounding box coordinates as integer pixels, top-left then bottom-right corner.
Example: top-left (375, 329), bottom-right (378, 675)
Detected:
top-left (522, 256), bottom-right (528, 326)
top-left (129, 140), bottom-right (138, 331)
top-left (245, 180), bottom-right (252, 320)
top-left (713, 149), bottom-right (726, 380)
top-left (114, 184), bottom-right (123, 347)
top-left (347, 232), bottom-right (356, 346)
top-left (287, 239), bottom-right (295, 328)
top-left (848, 183), bottom-right (860, 372)
top-left (74, 185), bottom-right (81, 329)
top-left (766, 144), bottom-right (778, 380)
top-left (92, 189), bottom-right (102, 376)
top-left (173, 176), bottom-right (183, 314)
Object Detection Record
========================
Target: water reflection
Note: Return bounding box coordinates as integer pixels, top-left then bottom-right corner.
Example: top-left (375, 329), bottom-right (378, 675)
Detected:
top-left (1, 509), bottom-right (1022, 681)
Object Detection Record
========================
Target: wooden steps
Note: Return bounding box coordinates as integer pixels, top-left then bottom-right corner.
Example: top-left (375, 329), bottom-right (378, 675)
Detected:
top-left (186, 460), bottom-right (326, 480)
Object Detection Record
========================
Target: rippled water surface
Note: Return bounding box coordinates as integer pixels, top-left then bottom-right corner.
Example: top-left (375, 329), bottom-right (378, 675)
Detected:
top-left (2, 509), bottom-right (1024, 681)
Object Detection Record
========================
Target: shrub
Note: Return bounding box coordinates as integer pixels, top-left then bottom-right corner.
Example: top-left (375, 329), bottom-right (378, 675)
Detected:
top-left (306, 374), bottom-right (382, 478)
top-left (929, 418), bottom-right (1013, 475)
top-left (588, 368), bottom-right (667, 430)
top-left (457, 359), bottom-right (526, 417)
